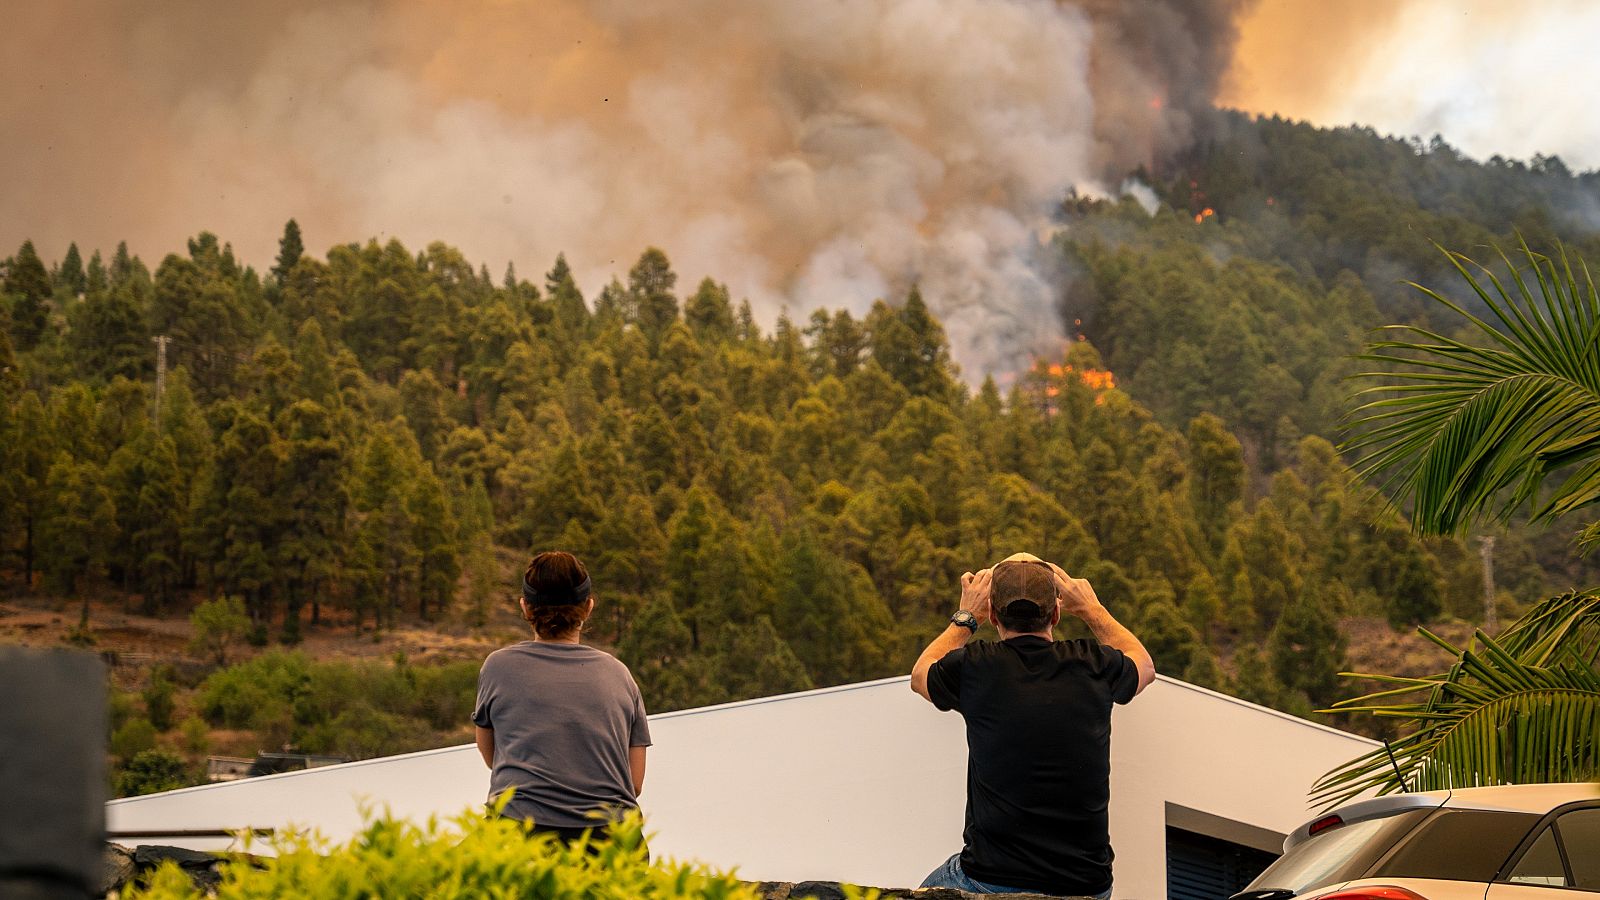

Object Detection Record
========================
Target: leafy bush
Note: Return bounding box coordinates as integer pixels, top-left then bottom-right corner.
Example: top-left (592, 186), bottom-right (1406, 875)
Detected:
top-left (195, 651), bottom-right (479, 758)
top-left (197, 651), bottom-right (308, 739)
top-left (143, 665), bottom-right (177, 731)
top-left (125, 808), bottom-right (770, 899)
top-left (117, 749), bottom-right (193, 797)
top-left (188, 596), bottom-right (250, 665)
top-left (179, 715), bottom-right (210, 755)
top-left (110, 716), bottom-right (157, 761)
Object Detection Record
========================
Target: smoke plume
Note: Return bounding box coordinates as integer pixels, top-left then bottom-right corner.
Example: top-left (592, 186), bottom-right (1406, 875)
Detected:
top-left (2, 0), bottom-right (1248, 376)
top-left (1222, 0), bottom-right (1600, 171)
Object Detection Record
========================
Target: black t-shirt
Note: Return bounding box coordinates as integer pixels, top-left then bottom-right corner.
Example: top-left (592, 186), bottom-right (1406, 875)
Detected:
top-left (926, 635), bottom-right (1139, 896)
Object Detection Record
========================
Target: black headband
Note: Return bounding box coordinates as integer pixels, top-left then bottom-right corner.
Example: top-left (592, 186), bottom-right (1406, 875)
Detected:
top-left (522, 574), bottom-right (592, 607)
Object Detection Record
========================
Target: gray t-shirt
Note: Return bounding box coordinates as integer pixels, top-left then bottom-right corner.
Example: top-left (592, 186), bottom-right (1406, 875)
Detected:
top-left (473, 641), bottom-right (652, 827)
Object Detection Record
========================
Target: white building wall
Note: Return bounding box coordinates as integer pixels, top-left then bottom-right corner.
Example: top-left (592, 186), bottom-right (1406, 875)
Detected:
top-left (107, 674), bottom-right (1376, 897)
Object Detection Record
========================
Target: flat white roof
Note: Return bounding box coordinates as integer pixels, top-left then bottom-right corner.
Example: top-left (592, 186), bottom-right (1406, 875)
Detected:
top-left (109, 673), bottom-right (1378, 897)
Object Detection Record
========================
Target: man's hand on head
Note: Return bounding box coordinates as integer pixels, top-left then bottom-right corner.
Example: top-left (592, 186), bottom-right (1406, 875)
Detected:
top-left (1047, 562), bottom-right (1103, 619)
top-left (960, 568), bottom-right (993, 620)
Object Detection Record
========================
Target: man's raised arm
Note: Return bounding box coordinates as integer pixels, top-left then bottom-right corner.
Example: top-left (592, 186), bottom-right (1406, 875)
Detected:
top-left (1049, 564), bottom-right (1156, 695)
top-left (911, 568), bottom-right (991, 702)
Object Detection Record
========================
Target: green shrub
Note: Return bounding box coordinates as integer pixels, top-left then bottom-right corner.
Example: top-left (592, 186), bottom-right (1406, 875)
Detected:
top-left (179, 715), bottom-right (210, 756)
top-left (109, 687), bottom-right (139, 732)
top-left (197, 651), bottom-right (309, 733)
top-left (197, 651), bottom-right (478, 758)
top-left (117, 749), bottom-right (193, 797)
top-left (125, 808), bottom-right (767, 899)
top-left (110, 716), bottom-right (157, 761)
top-left (143, 666), bottom-right (177, 731)
top-left (408, 660), bottom-right (479, 730)
top-left (188, 596), bottom-right (250, 665)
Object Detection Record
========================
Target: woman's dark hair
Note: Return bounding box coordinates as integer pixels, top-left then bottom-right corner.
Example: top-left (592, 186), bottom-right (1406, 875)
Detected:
top-left (522, 551), bottom-right (591, 639)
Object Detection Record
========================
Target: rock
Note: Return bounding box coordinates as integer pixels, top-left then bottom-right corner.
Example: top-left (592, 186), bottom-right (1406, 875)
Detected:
top-left (121, 845), bottom-right (230, 894)
top-left (132, 845), bottom-right (215, 869)
top-left (748, 881), bottom-right (1063, 900)
top-left (790, 883), bottom-right (849, 900)
top-left (97, 844), bottom-right (136, 896)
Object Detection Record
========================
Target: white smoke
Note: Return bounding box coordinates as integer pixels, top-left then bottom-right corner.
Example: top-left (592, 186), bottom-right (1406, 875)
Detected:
top-left (1119, 179), bottom-right (1161, 216)
top-left (3, 0), bottom-right (1241, 377)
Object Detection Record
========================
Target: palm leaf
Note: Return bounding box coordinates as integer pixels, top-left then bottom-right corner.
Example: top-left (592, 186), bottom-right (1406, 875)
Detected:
top-left (1342, 239), bottom-right (1600, 536)
top-left (1312, 592), bottom-right (1600, 810)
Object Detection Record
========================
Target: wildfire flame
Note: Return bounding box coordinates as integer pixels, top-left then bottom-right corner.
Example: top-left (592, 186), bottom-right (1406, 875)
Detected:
top-left (1034, 356), bottom-right (1116, 406)
top-left (1192, 206), bottom-right (1215, 224)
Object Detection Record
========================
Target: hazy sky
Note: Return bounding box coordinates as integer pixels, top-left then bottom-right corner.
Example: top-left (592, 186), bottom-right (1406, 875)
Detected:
top-left (2, 0), bottom-right (1592, 375)
top-left (1223, 0), bottom-right (1600, 169)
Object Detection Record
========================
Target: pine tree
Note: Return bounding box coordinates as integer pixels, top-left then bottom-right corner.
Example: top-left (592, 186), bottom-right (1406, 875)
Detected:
top-left (106, 430), bottom-right (185, 610)
top-left (351, 428), bottom-right (420, 629)
top-left (85, 250), bottom-right (108, 294)
top-left (41, 455), bottom-right (118, 604)
top-left (273, 219), bottom-right (304, 284)
top-left (0, 326), bottom-right (22, 397)
top-left (544, 254), bottom-right (589, 344)
top-left (276, 400), bottom-right (349, 638)
top-left (708, 616), bottom-right (813, 701)
top-left (628, 248), bottom-right (678, 352)
top-left (58, 242), bottom-right (86, 295)
top-left (775, 528), bottom-right (893, 684)
top-left (867, 288), bottom-right (956, 399)
top-left (684, 278), bottom-right (733, 342)
top-left (70, 285), bottom-right (149, 381)
top-left (203, 404), bottom-right (286, 624)
top-left (457, 476), bottom-right (498, 628)
top-left (1268, 587), bottom-right (1348, 711)
top-left (1187, 412), bottom-right (1245, 554)
top-left (408, 465), bottom-right (459, 621)
top-left (617, 595), bottom-right (707, 711)
top-left (5, 240), bottom-right (53, 348)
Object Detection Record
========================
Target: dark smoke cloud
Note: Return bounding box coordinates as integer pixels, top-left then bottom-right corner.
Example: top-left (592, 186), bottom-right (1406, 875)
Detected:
top-left (2, 0), bottom-right (1248, 376)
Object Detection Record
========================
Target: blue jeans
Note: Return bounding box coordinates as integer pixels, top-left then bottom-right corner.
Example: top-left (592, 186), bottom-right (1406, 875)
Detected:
top-left (920, 853), bottom-right (1112, 899)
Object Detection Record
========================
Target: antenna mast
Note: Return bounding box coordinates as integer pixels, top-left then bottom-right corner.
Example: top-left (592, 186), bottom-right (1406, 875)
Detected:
top-left (152, 334), bottom-right (170, 424)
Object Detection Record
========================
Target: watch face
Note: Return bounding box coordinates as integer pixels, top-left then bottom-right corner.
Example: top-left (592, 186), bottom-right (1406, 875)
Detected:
top-left (952, 611), bottom-right (977, 629)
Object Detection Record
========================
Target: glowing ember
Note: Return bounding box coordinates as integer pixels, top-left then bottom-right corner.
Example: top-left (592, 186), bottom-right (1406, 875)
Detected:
top-left (1029, 356), bottom-right (1117, 392)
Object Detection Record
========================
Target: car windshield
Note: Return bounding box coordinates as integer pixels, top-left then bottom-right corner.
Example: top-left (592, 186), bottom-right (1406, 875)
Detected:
top-left (1238, 810), bottom-right (1431, 896)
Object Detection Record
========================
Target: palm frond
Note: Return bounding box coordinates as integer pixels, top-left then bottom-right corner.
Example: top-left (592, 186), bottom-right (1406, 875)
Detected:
top-left (1342, 239), bottom-right (1600, 535)
top-left (1312, 593), bottom-right (1600, 810)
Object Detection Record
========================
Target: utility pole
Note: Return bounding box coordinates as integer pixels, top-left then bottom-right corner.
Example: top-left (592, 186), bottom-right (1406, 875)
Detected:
top-left (152, 334), bottom-right (170, 424)
top-left (1477, 535), bottom-right (1497, 633)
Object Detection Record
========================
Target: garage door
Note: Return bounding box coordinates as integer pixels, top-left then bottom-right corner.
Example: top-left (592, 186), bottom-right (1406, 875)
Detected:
top-left (1166, 826), bottom-right (1278, 900)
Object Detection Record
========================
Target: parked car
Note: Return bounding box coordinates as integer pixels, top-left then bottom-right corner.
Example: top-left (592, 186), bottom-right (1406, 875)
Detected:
top-left (1231, 783), bottom-right (1600, 899)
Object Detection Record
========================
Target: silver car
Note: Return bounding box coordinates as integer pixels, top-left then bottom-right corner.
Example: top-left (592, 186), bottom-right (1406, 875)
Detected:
top-left (1232, 783), bottom-right (1600, 899)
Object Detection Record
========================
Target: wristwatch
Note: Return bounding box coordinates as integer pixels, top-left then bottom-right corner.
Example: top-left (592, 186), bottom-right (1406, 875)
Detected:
top-left (950, 610), bottom-right (979, 633)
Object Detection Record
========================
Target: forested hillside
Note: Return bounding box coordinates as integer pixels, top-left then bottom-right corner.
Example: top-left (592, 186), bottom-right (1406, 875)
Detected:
top-left (4, 112), bottom-right (1599, 794)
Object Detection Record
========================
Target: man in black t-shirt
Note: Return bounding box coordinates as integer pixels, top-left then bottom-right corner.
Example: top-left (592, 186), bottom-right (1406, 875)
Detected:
top-left (910, 553), bottom-right (1155, 898)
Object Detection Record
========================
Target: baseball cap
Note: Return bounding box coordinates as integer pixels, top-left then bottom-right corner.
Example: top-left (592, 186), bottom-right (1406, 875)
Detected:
top-left (991, 558), bottom-right (1056, 618)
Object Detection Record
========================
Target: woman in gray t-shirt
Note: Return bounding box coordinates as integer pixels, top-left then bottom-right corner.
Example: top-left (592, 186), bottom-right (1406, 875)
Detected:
top-left (472, 551), bottom-right (652, 838)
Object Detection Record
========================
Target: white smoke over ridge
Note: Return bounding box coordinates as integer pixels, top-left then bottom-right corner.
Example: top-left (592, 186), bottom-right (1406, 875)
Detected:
top-left (2, 0), bottom-right (1245, 377)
